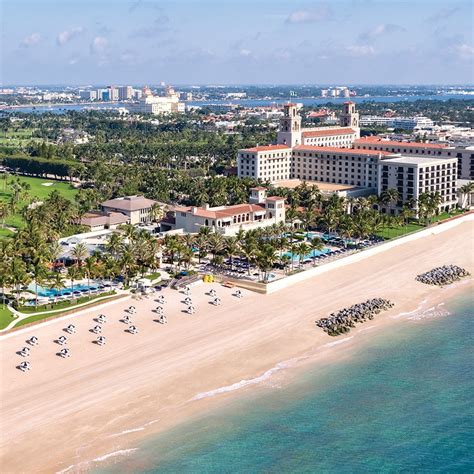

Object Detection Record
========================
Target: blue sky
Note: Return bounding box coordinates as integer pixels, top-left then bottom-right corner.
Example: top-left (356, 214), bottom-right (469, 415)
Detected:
top-left (2, 0), bottom-right (473, 85)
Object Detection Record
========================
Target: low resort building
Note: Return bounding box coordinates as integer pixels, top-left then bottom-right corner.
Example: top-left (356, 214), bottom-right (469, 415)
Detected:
top-left (79, 195), bottom-right (158, 230)
top-left (100, 195), bottom-right (157, 225)
top-left (170, 188), bottom-right (286, 236)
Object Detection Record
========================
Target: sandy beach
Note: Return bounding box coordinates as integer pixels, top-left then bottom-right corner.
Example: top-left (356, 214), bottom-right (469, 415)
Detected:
top-left (1, 219), bottom-right (473, 473)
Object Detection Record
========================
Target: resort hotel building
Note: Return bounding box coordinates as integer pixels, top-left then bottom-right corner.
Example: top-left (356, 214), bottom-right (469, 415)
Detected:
top-left (237, 103), bottom-right (459, 212)
top-left (379, 156), bottom-right (458, 209)
top-left (163, 188), bottom-right (286, 236)
top-left (79, 195), bottom-right (158, 230)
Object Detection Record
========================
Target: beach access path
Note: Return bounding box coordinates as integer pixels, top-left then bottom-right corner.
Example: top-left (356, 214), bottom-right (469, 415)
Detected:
top-left (0, 216), bottom-right (473, 473)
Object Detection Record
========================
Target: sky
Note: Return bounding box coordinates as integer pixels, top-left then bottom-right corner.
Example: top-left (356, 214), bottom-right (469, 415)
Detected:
top-left (1, 0), bottom-right (473, 85)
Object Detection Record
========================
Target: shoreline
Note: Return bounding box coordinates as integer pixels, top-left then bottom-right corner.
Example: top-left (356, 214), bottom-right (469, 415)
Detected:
top-left (65, 282), bottom-right (473, 473)
top-left (0, 219), bottom-right (473, 473)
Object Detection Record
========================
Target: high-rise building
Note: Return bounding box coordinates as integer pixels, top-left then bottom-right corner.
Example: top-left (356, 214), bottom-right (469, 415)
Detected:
top-left (79, 90), bottom-right (97, 100)
top-left (118, 86), bottom-right (134, 100)
top-left (107, 86), bottom-right (119, 101)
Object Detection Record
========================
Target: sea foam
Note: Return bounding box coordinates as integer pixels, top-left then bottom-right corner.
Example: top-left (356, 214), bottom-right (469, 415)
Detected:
top-left (323, 336), bottom-right (354, 347)
top-left (190, 358), bottom-right (303, 401)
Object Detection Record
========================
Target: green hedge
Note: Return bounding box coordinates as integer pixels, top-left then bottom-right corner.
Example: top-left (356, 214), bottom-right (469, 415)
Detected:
top-left (0, 154), bottom-right (79, 178)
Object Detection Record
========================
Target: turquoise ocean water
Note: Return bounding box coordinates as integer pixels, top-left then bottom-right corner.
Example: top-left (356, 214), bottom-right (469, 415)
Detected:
top-left (97, 291), bottom-right (473, 473)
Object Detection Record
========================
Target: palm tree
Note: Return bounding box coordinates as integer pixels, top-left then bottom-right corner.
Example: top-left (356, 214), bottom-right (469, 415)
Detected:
top-left (72, 243), bottom-right (88, 267)
top-left (10, 257), bottom-right (30, 301)
top-left (299, 206), bottom-right (316, 232)
top-left (119, 244), bottom-right (138, 285)
top-left (224, 236), bottom-right (239, 270)
top-left (67, 265), bottom-right (82, 298)
top-left (0, 262), bottom-right (11, 309)
top-left (295, 242), bottom-right (310, 267)
top-left (458, 182), bottom-right (473, 209)
top-left (30, 259), bottom-right (48, 307)
top-left (120, 222), bottom-right (138, 242)
top-left (208, 233), bottom-right (224, 266)
top-left (337, 216), bottom-right (354, 248)
top-left (48, 271), bottom-right (66, 303)
top-left (181, 247), bottom-right (194, 270)
top-left (401, 203), bottom-right (415, 233)
top-left (379, 188), bottom-right (399, 214)
top-left (309, 237), bottom-right (325, 264)
top-left (106, 232), bottom-right (124, 259)
top-left (285, 205), bottom-right (299, 230)
top-left (255, 243), bottom-right (277, 282)
top-left (194, 233), bottom-right (208, 263)
top-left (84, 256), bottom-right (96, 296)
top-left (150, 203), bottom-right (164, 222)
top-left (0, 202), bottom-right (9, 229)
top-left (240, 238), bottom-right (257, 275)
top-left (281, 254), bottom-right (291, 274)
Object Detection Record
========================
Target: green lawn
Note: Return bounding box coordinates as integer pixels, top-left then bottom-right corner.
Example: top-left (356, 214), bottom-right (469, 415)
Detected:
top-left (375, 210), bottom-right (467, 240)
top-left (13, 292), bottom-right (119, 329)
top-left (0, 128), bottom-right (39, 146)
top-left (0, 175), bottom-right (79, 232)
top-left (376, 222), bottom-right (425, 239)
top-left (18, 291), bottom-right (116, 314)
top-left (0, 305), bottom-right (17, 330)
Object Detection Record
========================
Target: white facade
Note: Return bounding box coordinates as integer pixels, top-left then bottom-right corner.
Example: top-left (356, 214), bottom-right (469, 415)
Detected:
top-left (354, 137), bottom-right (474, 179)
top-left (276, 102), bottom-right (359, 148)
top-left (392, 116), bottom-right (434, 130)
top-left (174, 190), bottom-right (285, 236)
top-left (128, 94), bottom-right (185, 115)
top-left (237, 145), bottom-right (292, 182)
top-left (292, 146), bottom-right (385, 189)
top-left (378, 156), bottom-right (458, 212)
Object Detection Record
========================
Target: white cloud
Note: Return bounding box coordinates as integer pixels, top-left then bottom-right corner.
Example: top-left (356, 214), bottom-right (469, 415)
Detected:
top-left (286, 5), bottom-right (331, 24)
top-left (359, 24), bottom-right (405, 42)
top-left (345, 45), bottom-right (376, 57)
top-left (57, 27), bottom-right (84, 46)
top-left (449, 43), bottom-right (474, 60)
top-left (20, 33), bottom-right (43, 48)
top-left (68, 57), bottom-right (79, 65)
top-left (239, 48), bottom-right (252, 57)
top-left (90, 36), bottom-right (108, 54)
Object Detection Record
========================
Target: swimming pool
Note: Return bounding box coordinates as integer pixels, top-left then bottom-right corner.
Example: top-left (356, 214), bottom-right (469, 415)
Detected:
top-left (27, 283), bottom-right (100, 298)
top-left (283, 248), bottom-right (332, 261)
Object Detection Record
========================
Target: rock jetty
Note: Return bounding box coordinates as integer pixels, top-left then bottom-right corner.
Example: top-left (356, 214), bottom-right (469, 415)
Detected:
top-left (316, 298), bottom-right (394, 336)
top-left (416, 265), bottom-right (470, 286)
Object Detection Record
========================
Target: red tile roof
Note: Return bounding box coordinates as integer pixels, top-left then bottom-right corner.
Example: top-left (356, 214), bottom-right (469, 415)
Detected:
top-left (189, 203), bottom-right (267, 219)
top-left (293, 145), bottom-right (392, 156)
top-left (240, 144), bottom-right (291, 153)
top-left (354, 137), bottom-right (450, 149)
top-left (265, 196), bottom-right (285, 201)
top-left (307, 111), bottom-right (329, 118)
top-left (302, 128), bottom-right (355, 138)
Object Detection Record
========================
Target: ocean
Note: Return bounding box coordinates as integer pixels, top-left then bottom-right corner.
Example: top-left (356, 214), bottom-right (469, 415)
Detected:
top-left (96, 290), bottom-right (473, 473)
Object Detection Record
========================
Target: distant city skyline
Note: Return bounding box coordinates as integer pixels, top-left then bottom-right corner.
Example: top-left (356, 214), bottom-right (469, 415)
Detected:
top-left (2, 0), bottom-right (473, 85)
